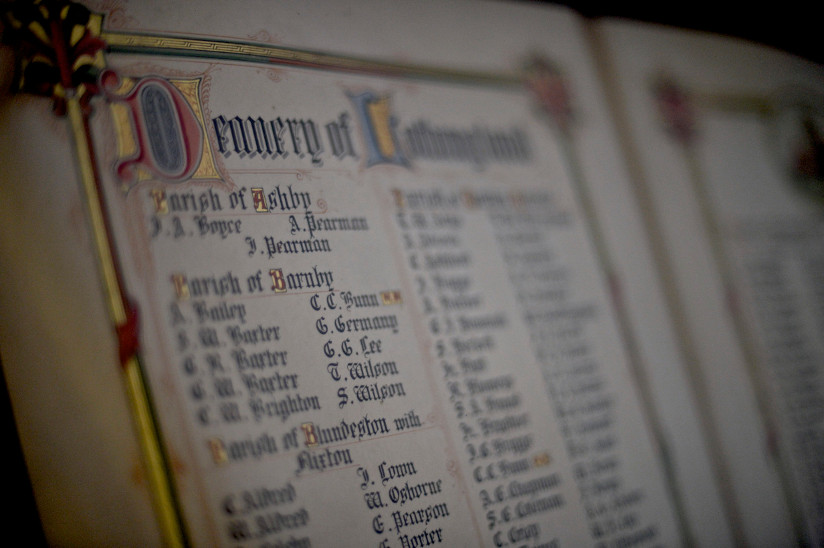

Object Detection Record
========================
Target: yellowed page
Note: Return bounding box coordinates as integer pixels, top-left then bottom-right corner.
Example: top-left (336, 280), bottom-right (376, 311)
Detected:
top-left (1, 2), bottom-right (699, 546)
top-left (598, 19), bottom-right (824, 546)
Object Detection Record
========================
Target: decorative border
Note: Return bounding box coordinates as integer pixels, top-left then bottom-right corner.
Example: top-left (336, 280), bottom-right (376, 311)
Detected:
top-left (102, 30), bottom-right (522, 88)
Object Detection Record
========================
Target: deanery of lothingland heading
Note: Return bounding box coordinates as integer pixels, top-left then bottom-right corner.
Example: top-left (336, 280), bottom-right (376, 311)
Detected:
top-left (210, 90), bottom-right (532, 171)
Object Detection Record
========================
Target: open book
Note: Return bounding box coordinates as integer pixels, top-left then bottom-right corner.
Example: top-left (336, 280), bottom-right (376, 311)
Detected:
top-left (1, 1), bottom-right (822, 546)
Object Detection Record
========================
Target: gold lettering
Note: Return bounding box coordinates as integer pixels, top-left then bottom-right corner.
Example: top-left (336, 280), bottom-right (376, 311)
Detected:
top-left (366, 96), bottom-right (396, 159)
top-left (171, 273), bottom-right (190, 300)
top-left (270, 268), bottom-right (287, 293)
top-left (301, 422), bottom-right (318, 447)
top-left (251, 187), bottom-right (268, 212)
top-left (208, 438), bottom-right (228, 465)
top-left (151, 189), bottom-right (168, 214)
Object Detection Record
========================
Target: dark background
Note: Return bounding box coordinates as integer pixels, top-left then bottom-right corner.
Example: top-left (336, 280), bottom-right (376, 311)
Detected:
top-left (1, 2), bottom-right (820, 545)
top-left (548, 1), bottom-right (822, 65)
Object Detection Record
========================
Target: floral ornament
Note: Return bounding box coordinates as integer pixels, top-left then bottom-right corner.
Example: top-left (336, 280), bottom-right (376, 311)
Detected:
top-left (524, 56), bottom-right (573, 134)
top-left (2, 0), bottom-right (106, 114)
top-left (652, 75), bottom-right (696, 146)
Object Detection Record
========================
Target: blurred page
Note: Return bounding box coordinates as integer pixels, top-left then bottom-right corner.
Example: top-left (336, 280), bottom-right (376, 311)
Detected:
top-left (597, 18), bottom-right (824, 546)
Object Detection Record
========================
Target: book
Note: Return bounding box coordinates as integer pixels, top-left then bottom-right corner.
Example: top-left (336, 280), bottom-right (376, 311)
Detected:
top-left (595, 20), bottom-right (824, 546)
top-left (0, 1), bottom-right (820, 546)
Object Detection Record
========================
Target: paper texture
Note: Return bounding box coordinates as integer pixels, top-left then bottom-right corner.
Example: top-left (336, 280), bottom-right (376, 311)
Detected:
top-left (1, 1), bottom-right (821, 546)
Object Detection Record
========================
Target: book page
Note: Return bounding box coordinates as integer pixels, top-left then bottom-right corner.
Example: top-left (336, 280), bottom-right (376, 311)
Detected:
top-left (1, 1), bottom-right (692, 545)
top-left (0, 79), bottom-right (164, 547)
top-left (597, 19), bottom-right (824, 546)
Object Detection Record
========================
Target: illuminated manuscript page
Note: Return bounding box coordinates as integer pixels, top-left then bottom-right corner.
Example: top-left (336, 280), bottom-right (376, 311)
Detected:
top-left (0, 2), bottom-right (695, 545)
top-left (598, 19), bottom-right (824, 547)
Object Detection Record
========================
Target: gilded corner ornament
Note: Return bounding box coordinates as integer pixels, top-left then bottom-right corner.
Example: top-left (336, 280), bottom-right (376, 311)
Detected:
top-left (2, 0), bottom-right (106, 114)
